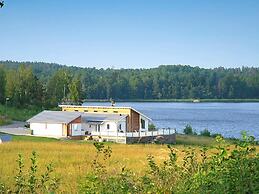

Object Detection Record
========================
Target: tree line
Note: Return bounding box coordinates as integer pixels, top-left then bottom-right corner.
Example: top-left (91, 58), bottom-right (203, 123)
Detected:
top-left (0, 64), bottom-right (82, 107)
top-left (0, 61), bottom-right (259, 107)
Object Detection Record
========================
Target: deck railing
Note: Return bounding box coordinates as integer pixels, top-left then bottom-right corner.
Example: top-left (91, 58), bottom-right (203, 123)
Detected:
top-left (91, 128), bottom-right (176, 137)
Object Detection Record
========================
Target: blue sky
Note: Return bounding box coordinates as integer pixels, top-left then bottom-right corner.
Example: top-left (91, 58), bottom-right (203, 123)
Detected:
top-left (0, 0), bottom-right (259, 69)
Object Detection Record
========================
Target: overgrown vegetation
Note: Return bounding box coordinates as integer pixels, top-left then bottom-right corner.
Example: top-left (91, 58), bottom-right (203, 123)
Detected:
top-left (80, 132), bottom-right (259, 193)
top-left (0, 104), bottom-right (41, 122)
top-left (0, 151), bottom-right (60, 194)
top-left (183, 124), bottom-right (223, 139)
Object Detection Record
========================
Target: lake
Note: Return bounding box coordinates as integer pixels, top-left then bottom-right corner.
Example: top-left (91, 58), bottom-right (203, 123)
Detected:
top-left (83, 102), bottom-right (259, 139)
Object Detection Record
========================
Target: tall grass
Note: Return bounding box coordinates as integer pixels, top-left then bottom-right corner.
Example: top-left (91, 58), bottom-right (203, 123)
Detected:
top-left (0, 134), bottom-right (257, 193)
top-left (0, 141), bottom-right (174, 193)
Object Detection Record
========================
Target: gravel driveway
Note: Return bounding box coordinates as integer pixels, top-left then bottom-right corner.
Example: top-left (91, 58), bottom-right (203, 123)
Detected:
top-left (0, 121), bottom-right (31, 135)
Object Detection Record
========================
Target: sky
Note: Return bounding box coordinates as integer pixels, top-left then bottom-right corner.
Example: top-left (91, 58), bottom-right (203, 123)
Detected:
top-left (0, 0), bottom-right (259, 69)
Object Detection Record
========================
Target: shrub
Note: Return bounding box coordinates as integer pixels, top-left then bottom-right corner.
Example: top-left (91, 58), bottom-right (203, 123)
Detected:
top-left (211, 133), bottom-right (223, 138)
top-left (200, 128), bottom-right (211, 137)
top-left (183, 124), bottom-right (194, 135)
top-left (148, 123), bottom-right (156, 131)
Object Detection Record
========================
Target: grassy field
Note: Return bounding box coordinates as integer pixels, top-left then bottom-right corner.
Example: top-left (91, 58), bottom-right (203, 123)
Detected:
top-left (0, 134), bottom-right (224, 193)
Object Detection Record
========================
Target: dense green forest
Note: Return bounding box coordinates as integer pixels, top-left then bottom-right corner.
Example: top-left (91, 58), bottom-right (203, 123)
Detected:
top-left (0, 60), bottom-right (259, 107)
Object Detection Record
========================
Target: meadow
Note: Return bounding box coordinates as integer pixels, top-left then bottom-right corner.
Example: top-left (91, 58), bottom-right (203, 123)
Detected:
top-left (0, 134), bottom-right (221, 193)
top-left (1, 133), bottom-right (258, 193)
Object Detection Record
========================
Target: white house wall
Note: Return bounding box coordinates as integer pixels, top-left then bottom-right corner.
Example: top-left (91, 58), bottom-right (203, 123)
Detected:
top-left (100, 121), bottom-right (118, 132)
top-left (30, 123), bottom-right (63, 137)
top-left (82, 119), bottom-right (127, 134)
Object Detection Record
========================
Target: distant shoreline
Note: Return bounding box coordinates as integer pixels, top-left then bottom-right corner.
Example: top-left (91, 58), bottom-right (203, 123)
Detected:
top-left (83, 99), bottom-right (259, 103)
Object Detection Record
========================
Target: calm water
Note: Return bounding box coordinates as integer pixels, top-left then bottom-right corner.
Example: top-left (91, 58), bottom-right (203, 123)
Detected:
top-left (83, 102), bottom-right (259, 139)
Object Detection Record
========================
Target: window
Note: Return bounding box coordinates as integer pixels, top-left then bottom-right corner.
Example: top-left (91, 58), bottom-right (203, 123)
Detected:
top-left (107, 124), bottom-right (110, 130)
top-left (141, 119), bottom-right (145, 129)
top-left (89, 125), bottom-right (91, 128)
top-left (103, 110), bottom-right (108, 113)
top-left (84, 110), bottom-right (88, 112)
top-left (113, 111), bottom-right (118, 113)
top-left (119, 124), bottom-right (122, 130)
top-left (94, 110), bottom-right (98, 112)
top-left (75, 110), bottom-right (78, 112)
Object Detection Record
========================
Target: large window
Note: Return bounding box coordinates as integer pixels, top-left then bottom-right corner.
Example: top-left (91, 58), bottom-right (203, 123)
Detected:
top-left (141, 119), bottom-right (145, 129)
top-left (107, 124), bottom-right (110, 130)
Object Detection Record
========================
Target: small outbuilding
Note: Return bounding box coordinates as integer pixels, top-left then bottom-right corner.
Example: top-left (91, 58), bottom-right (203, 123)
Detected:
top-left (27, 111), bottom-right (82, 137)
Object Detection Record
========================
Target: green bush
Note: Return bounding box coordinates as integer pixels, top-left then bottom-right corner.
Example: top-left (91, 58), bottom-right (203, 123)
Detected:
top-left (79, 132), bottom-right (259, 194)
top-left (200, 128), bottom-right (211, 137)
top-left (183, 124), bottom-right (194, 135)
top-left (148, 123), bottom-right (156, 131)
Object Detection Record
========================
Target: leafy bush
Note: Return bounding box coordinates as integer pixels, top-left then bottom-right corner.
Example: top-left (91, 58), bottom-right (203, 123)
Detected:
top-left (80, 132), bottom-right (259, 194)
top-left (183, 124), bottom-right (194, 135)
top-left (148, 123), bottom-right (156, 131)
top-left (200, 128), bottom-right (211, 137)
top-left (211, 133), bottom-right (223, 138)
top-left (0, 151), bottom-right (60, 194)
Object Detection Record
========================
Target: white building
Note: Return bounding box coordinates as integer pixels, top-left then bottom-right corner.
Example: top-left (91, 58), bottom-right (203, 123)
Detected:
top-left (27, 106), bottom-right (176, 143)
top-left (27, 111), bottom-right (82, 137)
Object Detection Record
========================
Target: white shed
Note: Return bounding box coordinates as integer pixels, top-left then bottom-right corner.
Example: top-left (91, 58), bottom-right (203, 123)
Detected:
top-left (27, 111), bottom-right (82, 137)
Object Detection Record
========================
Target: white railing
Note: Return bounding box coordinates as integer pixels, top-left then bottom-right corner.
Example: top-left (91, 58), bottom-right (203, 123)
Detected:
top-left (90, 128), bottom-right (176, 137)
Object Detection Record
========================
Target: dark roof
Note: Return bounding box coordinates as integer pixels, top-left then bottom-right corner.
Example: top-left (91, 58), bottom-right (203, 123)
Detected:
top-left (27, 111), bottom-right (81, 124)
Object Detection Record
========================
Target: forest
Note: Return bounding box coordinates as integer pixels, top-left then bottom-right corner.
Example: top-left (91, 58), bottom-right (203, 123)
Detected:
top-left (0, 60), bottom-right (259, 107)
